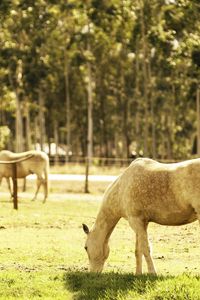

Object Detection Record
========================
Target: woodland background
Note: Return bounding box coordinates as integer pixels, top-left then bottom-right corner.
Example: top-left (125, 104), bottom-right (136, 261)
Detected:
top-left (0, 0), bottom-right (200, 162)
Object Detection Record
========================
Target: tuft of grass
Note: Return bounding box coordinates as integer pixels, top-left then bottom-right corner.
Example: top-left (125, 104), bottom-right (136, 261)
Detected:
top-left (64, 271), bottom-right (157, 300)
top-left (64, 272), bottom-right (200, 300)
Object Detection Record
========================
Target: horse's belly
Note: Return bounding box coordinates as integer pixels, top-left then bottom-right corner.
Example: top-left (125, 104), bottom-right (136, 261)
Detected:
top-left (16, 166), bottom-right (28, 178)
top-left (150, 209), bottom-right (197, 226)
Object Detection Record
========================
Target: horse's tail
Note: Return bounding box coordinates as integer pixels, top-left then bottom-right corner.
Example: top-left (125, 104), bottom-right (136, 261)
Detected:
top-left (43, 154), bottom-right (49, 202)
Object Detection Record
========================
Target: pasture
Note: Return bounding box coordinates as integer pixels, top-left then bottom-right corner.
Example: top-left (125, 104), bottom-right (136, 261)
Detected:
top-left (1, 176), bottom-right (200, 299)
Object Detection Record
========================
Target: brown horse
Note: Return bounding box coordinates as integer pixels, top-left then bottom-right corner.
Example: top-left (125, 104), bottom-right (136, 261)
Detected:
top-left (0, 150), bottom-right (49, 202)
top-left (83, 157), bottom-right (200, 274)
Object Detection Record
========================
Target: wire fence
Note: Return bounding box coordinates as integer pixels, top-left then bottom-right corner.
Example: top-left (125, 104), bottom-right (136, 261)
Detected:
top-left (49, 155), bottom-right (133, 166)
top-left (49, 155), bottom-right (178, 167)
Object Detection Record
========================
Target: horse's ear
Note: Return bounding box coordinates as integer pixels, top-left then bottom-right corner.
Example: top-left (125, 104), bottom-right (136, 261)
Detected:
top-left (82, 223), bottom-right (89, 234)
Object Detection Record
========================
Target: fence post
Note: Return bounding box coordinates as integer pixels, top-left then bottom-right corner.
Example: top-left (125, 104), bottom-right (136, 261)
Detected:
top-left (12, 163), bottom-right (18, 210)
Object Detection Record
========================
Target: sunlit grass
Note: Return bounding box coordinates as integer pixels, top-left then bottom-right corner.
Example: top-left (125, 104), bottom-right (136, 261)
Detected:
top-left (0, 184), bottom-right (200, 299)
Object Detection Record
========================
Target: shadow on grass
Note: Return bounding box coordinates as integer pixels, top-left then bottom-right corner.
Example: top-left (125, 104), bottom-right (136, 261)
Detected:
top-left (64, 271), bottom-right (168, 300)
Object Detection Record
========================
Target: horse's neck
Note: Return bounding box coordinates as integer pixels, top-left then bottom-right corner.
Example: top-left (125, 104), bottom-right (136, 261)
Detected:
top-left (93, 177), bottom-right (121, 244)
top-left (93, 209), bottom-right (119, 244)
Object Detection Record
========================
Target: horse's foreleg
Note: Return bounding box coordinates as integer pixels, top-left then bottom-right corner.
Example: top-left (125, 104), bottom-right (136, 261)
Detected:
top-left (135, 233), bottom-right (143, 275)
top-left (140, 229), bottom-right (156, 275)
top-left (7, 177), bottom-right (13, 200)
top-left (129, 217), bottom-right (156, 275)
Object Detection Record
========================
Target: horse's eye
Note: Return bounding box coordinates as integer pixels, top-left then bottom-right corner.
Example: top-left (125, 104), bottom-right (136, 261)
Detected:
top-left (84, 246), bottom-right (88, 251)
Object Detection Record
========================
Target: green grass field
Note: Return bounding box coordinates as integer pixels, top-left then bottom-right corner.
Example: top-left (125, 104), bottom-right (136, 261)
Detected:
top-left (1, 177), bottom-right (200, 299)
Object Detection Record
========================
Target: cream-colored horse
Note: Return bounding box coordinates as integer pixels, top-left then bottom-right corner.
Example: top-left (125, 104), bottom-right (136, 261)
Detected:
top-left (83, 157), bottom-right (200, 274)
top-left (0, 150), bottom-right (49, 202)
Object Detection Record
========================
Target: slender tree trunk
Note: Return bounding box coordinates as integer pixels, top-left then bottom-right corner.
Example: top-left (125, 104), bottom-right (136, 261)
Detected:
top-left (135, 43), bottom-right (142, 155)
top-left (38, 86), bottom-right (46, 151)
top-left (150, 96), bottom-right (156, 158)
top-left (64, 54), bottom-right (71, 162)
top-left (15, 97), bottom-right (23, 152)
top-left (148, 61), bottom-right (156, 158)
top-left (123, 98), bottom-right (130, 158)
top-left (140, 0), bottom-right (149, 156)
top-left (197, 87), bottom-right (200, 156)
top-left (87, 60), bottom-right (93, 163)
top-left (24, 101), bottom-right (31, 150)
top-left (8, 70), bottom-right (23, 152)
top-left (165, 114), bottom-right (172, 159)
top-left (85, 58), bottom-right (93, 193)
top-left (54, 121), bottom-right (59, 165)
top-left (99, 77), bottom-right (108, 157)
top-left (33, 116), bottom-right (38, 149)
top-left (170, 83), bottom-right (176, 159)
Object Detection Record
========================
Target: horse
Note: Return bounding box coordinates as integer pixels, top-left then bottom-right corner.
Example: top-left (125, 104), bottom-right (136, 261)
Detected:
top-left (83, 157), bottom-right (200, 274)
top-left (0, 150), bottom-right (49, 203)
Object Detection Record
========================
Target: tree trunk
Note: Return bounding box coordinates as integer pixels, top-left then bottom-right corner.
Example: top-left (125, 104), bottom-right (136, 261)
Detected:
top-left (197, 87), bottom-right (200, 156)
top-left (123, 98), bottom-right (130, 158)
top-left (38, 86), bottom-right (46, 151)
top-left (33, 116), bottom-right (38, 149)
top-left (15, 97), bottom-right (23, 152)
top-left (24, 101), bottom-right (31, 150)
top-left (87, 60), bottom-right (93, 163)
top-left (84, 58), bottom-right (93, 193)
top-left (64, 54), bottom-right (71, 162)
top-left (54, 120), bottom-right (59, 165)
top-left (8, 70), bottom-right (23, 153)
top-left (99, 78), bottom-right (108, 158)
top-left (135, 43), bottom-right (142, 155)
top-left (140, 0), bottom-right (149, 156)
top-left (148, 61), bottom-right (156, 158)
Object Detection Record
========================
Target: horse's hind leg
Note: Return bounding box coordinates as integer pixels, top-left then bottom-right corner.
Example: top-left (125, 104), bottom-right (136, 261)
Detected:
top-left (43, 165), bottom-right (49, 203)
top-left (32, 177), bottom-right (42, 201)
top-left (22, 178), bottom-right (26, 192)
top-left (43, 179), bottom-right (48, 203)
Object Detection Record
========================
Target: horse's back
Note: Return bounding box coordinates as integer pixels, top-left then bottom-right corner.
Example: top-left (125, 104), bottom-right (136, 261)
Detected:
top-left (0, 150), bottom-right (48, 162)
top-left (0, 150), bottom-right (49, 178)
top-left (118, 158), bottom-right (200, 225)
top-left (124, 157), bottom-right (200, 197)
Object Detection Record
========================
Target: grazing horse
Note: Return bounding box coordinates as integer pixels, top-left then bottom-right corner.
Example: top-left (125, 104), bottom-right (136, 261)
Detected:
top-left (0, 150), bottom-right (49, 202)
top-left (83, 157), bottom-right (200, 274)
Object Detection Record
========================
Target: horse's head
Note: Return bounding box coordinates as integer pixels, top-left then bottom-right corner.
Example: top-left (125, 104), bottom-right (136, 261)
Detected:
top-left (82, 223), bottom-right (110, 273)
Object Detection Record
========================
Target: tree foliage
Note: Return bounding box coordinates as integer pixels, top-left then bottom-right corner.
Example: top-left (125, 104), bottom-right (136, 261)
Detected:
top-left (0, 0), bottom-right (200, 159)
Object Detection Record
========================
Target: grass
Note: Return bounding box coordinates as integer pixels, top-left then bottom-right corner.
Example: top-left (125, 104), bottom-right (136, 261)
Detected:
top-left (1, 178), bottom-right (200, 299)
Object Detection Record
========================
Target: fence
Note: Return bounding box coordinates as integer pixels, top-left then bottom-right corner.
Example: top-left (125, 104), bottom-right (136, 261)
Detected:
top-left (49, 155), bottom-right (178, 166)
top-left (50, 155), bottom-right (134, 167)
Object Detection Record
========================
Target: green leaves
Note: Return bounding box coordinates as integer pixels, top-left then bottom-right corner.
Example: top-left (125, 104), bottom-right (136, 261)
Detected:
top-left (0, 0), bottom-right (199, 158)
